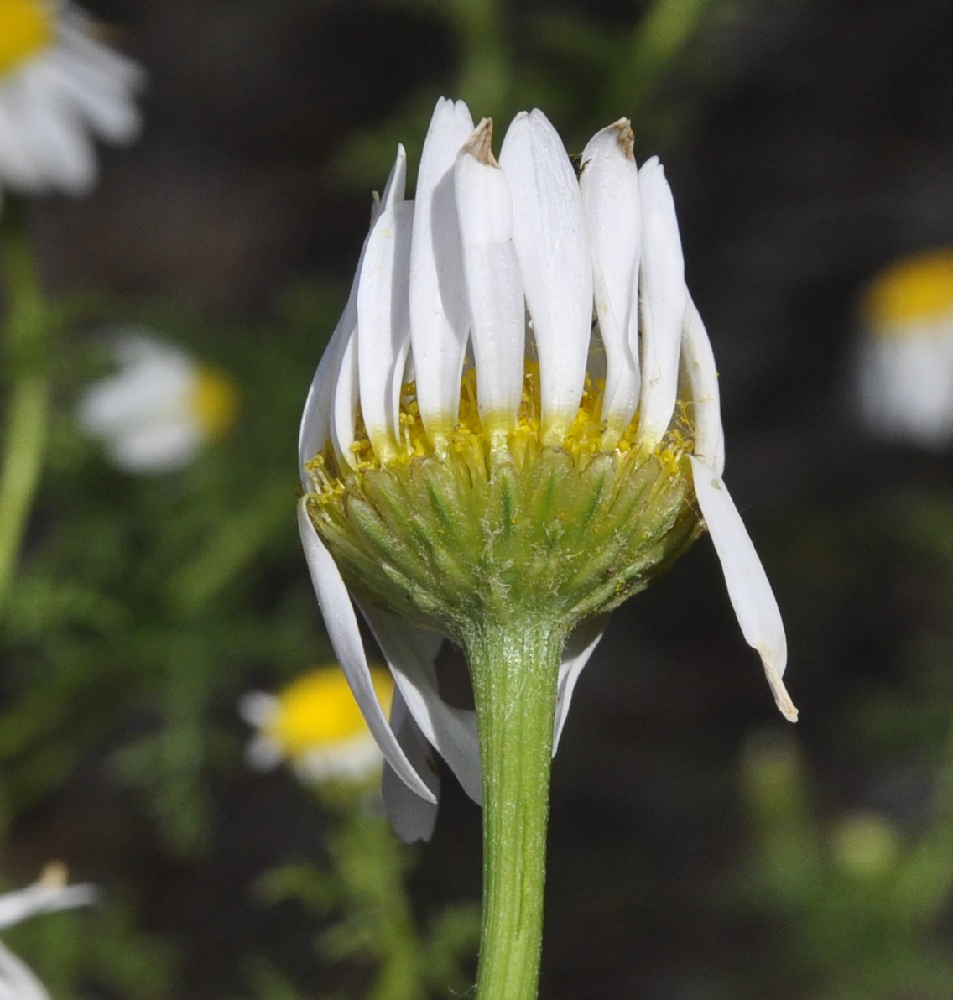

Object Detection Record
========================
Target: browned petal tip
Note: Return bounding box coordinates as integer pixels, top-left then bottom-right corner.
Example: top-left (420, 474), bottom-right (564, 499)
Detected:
top-left (609, 118), bottom-right (635, 159)
top-left (461, 118), bottom-right (497, 166)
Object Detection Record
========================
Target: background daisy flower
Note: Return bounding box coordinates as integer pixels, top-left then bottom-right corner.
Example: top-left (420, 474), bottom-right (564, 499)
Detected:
top-left (76, 329), bottom-right (238, 474)
top-left (239, 665), bottom-right (397, 787)
top-left (856, 248), bottom-right (953, 448)
top-left (0, 0), bottom-right (144, 211)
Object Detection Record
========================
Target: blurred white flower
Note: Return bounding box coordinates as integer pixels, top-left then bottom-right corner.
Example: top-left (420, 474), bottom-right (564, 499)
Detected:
top-left (76, 330), bottom-right (238, 473)
top-left (856, 248), bottom-right (953, 448)
top-left (0, 0), bottom-right (143, 211)
top-left (239, 665), bottom-right (397, 786)
top-left (0, 862), bottom-right (97, 1000)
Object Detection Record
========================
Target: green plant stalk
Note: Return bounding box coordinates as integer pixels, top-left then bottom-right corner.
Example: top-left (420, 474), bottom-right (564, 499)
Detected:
top-left (0, 225), bottom-right (49, 611)
top-left (466, 620), bottom-right (564, 1000)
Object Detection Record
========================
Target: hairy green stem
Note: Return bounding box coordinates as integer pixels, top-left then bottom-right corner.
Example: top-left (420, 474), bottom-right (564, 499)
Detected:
top-left (0, 224), bottom-right (49, 611)
top-left (465, 620), bottom-right (564, 1000)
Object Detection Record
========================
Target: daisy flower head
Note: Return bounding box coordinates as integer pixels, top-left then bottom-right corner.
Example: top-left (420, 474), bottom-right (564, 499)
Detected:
top-left (76, 329), bottom-right (238, 474)
top-left (239, 665), bottom-right (396, 787)
top-left (298, 99), bottom-right (796, 840)
top-left (0, 0), bottom-right (143, 211)
top-left (856, 248), bottom-right (953, 448)
top-left (0, 863), bottom-right (97, 1000)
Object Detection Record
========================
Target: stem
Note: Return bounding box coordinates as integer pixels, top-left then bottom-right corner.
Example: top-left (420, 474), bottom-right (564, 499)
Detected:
top-left (465, 620), bottom-right (564, 1000)
top-left (0, 224), bottom-right (50, 611)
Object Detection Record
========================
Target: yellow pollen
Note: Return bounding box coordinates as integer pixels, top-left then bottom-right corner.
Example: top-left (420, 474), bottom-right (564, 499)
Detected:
top-left (190, 366), bottom-right (238, 439)
top-left (308, 360), bottom-right (694, 502)
top-left (266, 666), bottom-right (393, 757)
top-left (865, 248), bottom-right (953, 329)
top-left (0, 0), bottom-right (54, 76)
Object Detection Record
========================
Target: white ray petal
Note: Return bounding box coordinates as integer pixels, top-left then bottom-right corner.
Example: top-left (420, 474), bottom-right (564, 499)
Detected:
top-left (553, 614), bottom-right (608, 751)
top-left (298, 311), bottom-right (355, 482)
top-left (454, 119), bottom-right (525, 445)
top-left (296, 502), bottom-right (437, 800)
top-left (361, 604), bottom-right (482, 805)
top-left (357, 151), bottom-right (414, 462)
top-left (681, 297), bottom-right (725, 476)
top-left (499, 110), bottom-right (592, 443)
top-left (382, 688), bottom-right (440, 842)
top-left (580, 120), bottom-right (642, 438)
top-left (689, 458), bottom-right (797, 721)
top-left (300, 196), bottom-right (387, 477)
top-left (636, 158), bottom-right (687, 451)
top-left (331, 332), bottom-right (360, 468)
top-left (409, 98), bottom-right (474, 445)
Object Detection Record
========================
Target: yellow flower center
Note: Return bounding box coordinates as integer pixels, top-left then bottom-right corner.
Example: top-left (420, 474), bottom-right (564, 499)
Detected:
top-left (865, 248), bottom-right (953, 330)
top-left (266, 666), bottom-right (393, 757)
top-left (190, 366), bottom-right (239, 440)
top-left (305, 362), bottom-right (694, 500)
top-left (0, 0), bottom-right (54, 76)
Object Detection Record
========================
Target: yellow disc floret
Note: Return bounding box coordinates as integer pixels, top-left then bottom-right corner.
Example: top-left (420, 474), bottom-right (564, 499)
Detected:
top-left (304, 361), bottom-right (694, 501)
top-left (865, 248), bottom-right (953, 330)
top-left (0, 0), bottom-right (54, 76)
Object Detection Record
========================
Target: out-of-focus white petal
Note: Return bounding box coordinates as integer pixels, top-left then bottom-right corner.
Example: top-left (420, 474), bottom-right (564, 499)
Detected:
top-left (361, 604), bottom-right (482, 805)
top-left (689, 457), bottom-right (797, 722)
top-left (580, 120), bottom-right (642, 438)
top-left (637, 158), bottom-right (687, 451)
top-left (0, 941), bottom-right (49, 1000)
top-left (553, 614), bottom-right (608, 752)
top-left (17, 68), bottom-right (97, 195)
top-left (382, 689), bottom-right (440, 842)
top-left (682, 297), bottom-right (725, 476)
top-left (0, 87), bottom-right (43, 190)
top-left (77, 337), bottom-right (191, 434)
top-left (105, 422), bottom-right (200, 473)
top-left (409, 98), bottom-right (474, 443)
top-left (296, 502), bottom-right (438, 801)
top-left (0, 880), bottom-right (97, 931)
top-left (357, 146), bottom-right (414, 461)
top-left (454, 119), bottom-right (525, 445)
top-left (499, 110), bottom-right (592, 443)
top-left (237, 691), bottom-right (278, 729)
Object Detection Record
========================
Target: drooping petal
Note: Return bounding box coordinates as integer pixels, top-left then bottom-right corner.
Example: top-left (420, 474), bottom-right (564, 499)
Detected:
top-left (409, 98), bottom-right (474, 444)
top-left (637, 158), bottom-right (687, 451)
top-left (681, 296), bottom-right (725, 476)
top-left (688, 458), bottom-right (797, 721)
top-left (499, 110), bottom-right (592, 443)
top-left (297, 502), bottom-right (438, 800)
top-left (553, 614), bottom-right (608, 752)
top-left (361, 603), bottom-right (482, 805)
top-left (382, 687), bottom-right (440, 842)
top-left (356, 146), bottom-right (414, 461)
top-left (454, 118), bottom-right (525, 445)
top-left (580, 120), bottom-right (642, 439)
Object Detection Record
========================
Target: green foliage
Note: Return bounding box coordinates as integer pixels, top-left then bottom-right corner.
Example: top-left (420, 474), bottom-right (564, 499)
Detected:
top-left (254, 797), bottom-right (479, 999)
